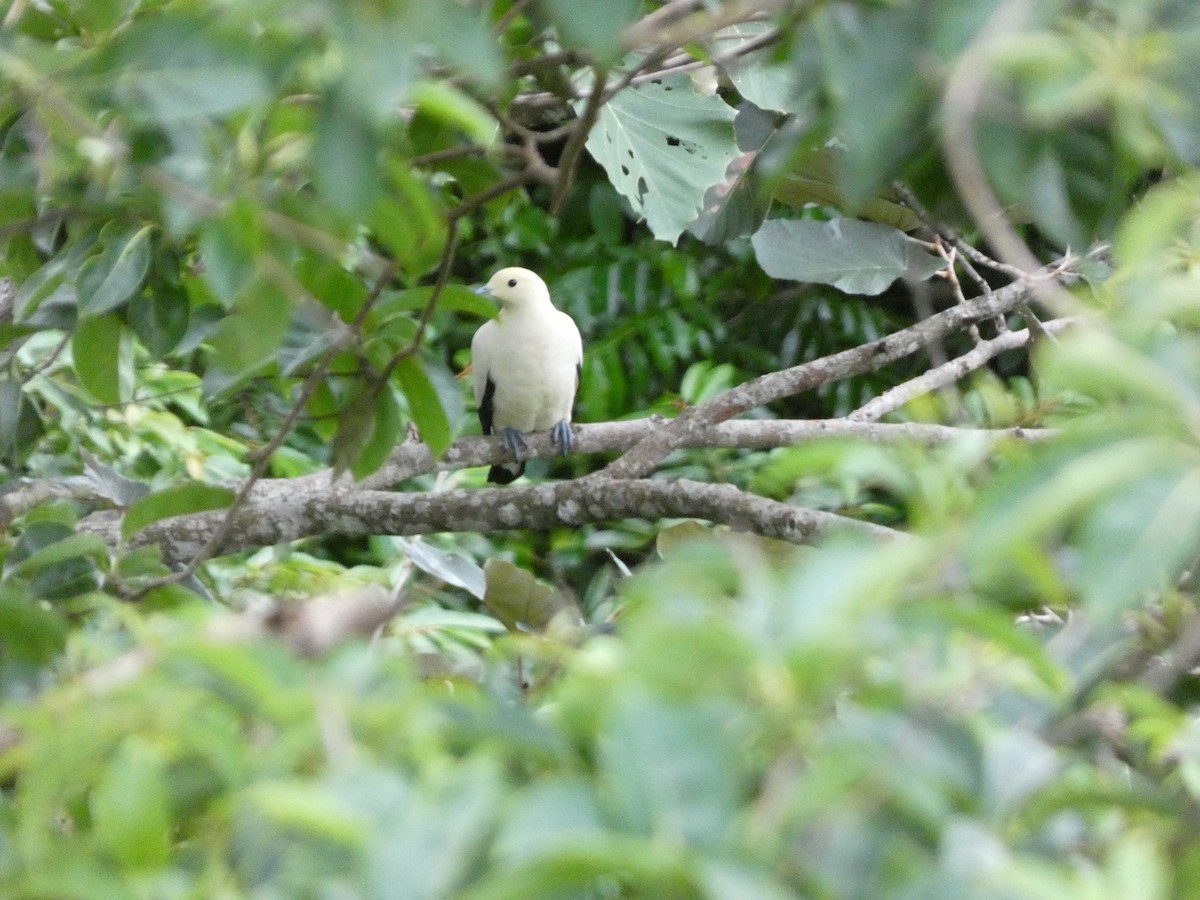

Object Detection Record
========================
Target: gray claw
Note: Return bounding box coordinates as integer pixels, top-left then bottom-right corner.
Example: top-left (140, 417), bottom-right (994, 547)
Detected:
top-left (550, 420), bottom-right (573, 456)
top-left (500, 427), bottom-right (528, 461)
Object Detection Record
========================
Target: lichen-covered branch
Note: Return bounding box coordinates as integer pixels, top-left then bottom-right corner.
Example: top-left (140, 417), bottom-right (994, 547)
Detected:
top-left (81, 476), bottom-right (905, 569)
top-left (598, 256), bottom-right (1087, 480)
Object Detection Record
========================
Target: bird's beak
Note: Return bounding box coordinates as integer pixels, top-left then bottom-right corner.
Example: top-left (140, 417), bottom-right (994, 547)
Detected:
top-left (472, 284), bottom-right (493, 298)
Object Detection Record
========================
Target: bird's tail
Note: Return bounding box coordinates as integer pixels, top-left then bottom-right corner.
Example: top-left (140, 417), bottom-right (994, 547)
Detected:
top-left (487, 461), bottom-right (525, 484)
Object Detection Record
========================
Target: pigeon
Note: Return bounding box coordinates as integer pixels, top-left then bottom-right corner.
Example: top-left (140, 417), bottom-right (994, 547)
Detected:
top-left (471, 267), bottom-right (582, 484)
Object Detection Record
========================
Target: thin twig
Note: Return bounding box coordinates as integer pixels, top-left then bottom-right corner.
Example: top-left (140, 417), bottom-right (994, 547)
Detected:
top-left (597, 256), bottom-right (1083, 480)
top-left (18, 330), bottom-right (71, 386)
top-left (550, 66), bottom-right (608, 216)
top-left (848, 317), bottom-right (1079, 423)
top-left (379, 222), bottom-right (462, 383)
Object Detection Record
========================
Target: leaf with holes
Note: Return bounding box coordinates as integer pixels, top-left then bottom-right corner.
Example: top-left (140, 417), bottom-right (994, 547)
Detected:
top-left (751, 217), bottom-right (945, 295)
top-left (586, 75), bottom-right (739, 244)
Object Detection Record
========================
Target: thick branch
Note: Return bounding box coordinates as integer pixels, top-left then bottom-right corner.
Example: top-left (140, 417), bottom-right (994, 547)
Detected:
top-left (80, 477), bottom-right (905, 568)
top-left (2, 420), bottom-right (1052, 531)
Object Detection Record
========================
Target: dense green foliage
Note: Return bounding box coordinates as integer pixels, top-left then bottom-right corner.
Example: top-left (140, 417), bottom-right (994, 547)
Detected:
top-left (3, 0), bottom-right (1200, 896)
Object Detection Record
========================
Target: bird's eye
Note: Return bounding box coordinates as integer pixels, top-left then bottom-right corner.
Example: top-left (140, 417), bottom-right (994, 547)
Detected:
top-left (507, 278), bottom-right (517, 288)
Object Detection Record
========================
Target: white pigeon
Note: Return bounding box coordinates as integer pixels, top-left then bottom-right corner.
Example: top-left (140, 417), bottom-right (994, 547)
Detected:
top-left (471, 266), bottom-right (583, 484)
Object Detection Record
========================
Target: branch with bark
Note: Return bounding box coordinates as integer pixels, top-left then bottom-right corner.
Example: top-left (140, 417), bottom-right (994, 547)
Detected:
top-left (598, 253), bottom-right (1091, 479)
top-left (60, 256), bottom-right (1085, 569)
top-left (80, 476), bottom-right (908, 570)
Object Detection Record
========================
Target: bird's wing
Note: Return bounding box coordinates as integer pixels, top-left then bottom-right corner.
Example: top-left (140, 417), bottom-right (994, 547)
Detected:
top-left (471, 321), bottom-right (496, 406)
top-left (560, 309), bottom-right (583, 398)
top-left (471, 321), bottom-right (498, 434)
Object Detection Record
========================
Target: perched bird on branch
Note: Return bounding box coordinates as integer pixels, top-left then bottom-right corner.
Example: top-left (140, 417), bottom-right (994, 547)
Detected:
top-left (471, 267), bottom-right (583, 484)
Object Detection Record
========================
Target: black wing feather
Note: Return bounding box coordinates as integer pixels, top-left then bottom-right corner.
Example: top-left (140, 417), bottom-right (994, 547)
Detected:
top-left (488, 462), bottom-right (524, 484)
top-left (479, 374), bottom-right (496, 435)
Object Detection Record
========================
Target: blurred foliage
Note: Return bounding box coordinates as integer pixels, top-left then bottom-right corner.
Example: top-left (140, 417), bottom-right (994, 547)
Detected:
top-left (2, 0), bottom-right (1200, 896)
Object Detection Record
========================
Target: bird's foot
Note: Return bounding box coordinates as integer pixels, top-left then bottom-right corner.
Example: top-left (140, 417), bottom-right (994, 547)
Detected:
top-left (550, 420), bottom-right (574, 456)
top-left (500, 427), bottom-right (528, 461)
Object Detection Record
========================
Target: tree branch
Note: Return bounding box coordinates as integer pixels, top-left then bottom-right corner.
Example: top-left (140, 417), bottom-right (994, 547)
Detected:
top-left (7, 419), bottom-right (1048, 534)
top-left (597, 256), bottom-right (1086, 480)
top-left (359, 418), bottom-right (1052, 488)
top-left (849, 317), bottom-right (1080, 422)
top-left (82, 476), bottom-right (907, 569)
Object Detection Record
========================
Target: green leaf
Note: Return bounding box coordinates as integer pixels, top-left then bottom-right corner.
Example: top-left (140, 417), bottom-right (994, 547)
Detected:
top-left (295, 254), bottom-right (369, 324)
top-left (110, 18), bottom-right (270, 122)
top-left (198, 203), bottom-right (262, 308)
top-left (482, 559), bottom-right (581, 633)
top-left (12, 234), bottom-right (96, 324)
top-left (491, 778), bottom-right (606, 867)
top-left (394, 355), bottom-right (451, 458)
top-left (122, 482), bottom-right (236, 540)
top-left (409, 81), bottom-right (496, 146)
top-left (90, 738), bottom-right (172, 870)
top-left (586, 74), bottom-right (739, 243)
top-left (243, 780), bottom-right (367, 847)
top-left (374, 285), bottom-right (496, 323)
top-left (9, 531), bottom-right (108, 581)
top-left (313, 89), bottom-right (380, 216)
top-left (72, 314), bottom-right (129, 405)
top-left (370, 165), bottom-right (446, 279)
top-left (598, 691), bottom-right (740, 848)
top-left (204, 281), bottom-right (292, 394)
top-left (351, 386), bottom-right (402, 481)
top-left (128, 283), bottom-right (190, 357)
top-left (0, 377), bottom-right (44, 465)
top-left (772, 146), bottom-right (921, 231)
top-left (813, 4), bottom-right (930, 205)
top-left (544, 0), bottom-right (641, 60)
top-left (719, 22), bottom-right (801, 114)
top-left (351, 760), bottom-right (501, 900)
top-left (750, 217), bottom-right (945, 295)
top-left (0, 581), bottom-right (67, 665)
top-left (331, 389), bottom-right (377, 479)
top-left (76, 225), bottom-right (153, 318)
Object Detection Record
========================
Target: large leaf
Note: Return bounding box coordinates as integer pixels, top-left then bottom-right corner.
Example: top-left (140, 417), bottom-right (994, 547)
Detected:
top-left (82, 449), bottom-right (151, 507)
top-left (394, 355), bottom-right (451, 458)
top-left (0, 377), bottom-right (44, 465)
top-left (0, 581), bottom-right (67, 665)
top-left (352, 386), bottom-right (402, 481)
top-left (203, 281), bottom-right (292, 396)
top-left (586, 75), bottom-right (739, 244)
top-left (90, 738), bottom-right (172, 869)
top-left (718, 22), bottom-right (800, 114)
top-left (772, 146), bottom-right (920, 231)
top-left (312, 89), bottom-right (379, 217)
top-left (545, 0), bottom-right (641, 60)
top-left (398, 538), bottom-right (486, 600)
top-left (370, 164), bottom-right (447, 280)
top-left (122, 482), bottom-right (236, 540)
top-left (76, 225), bottom-right (153, 318)
top-left (7, 526), bottom-right (106, 601)
top-left (73, 314), bottom-right (130, 405)
top-left (598, 691), bottom-right (740, 848)
top-left (109, 17), bottom-right (270, 122)
top-left (750, 217), bottom-right (945, 295)
top-left (812, 4), bottom-right (930, 205)
top-left (482, 559), bottom-right (581, 633)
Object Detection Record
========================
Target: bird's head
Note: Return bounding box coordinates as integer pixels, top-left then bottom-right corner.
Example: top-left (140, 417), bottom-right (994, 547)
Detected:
top-left (474, 267), bottom-right (550, 310)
